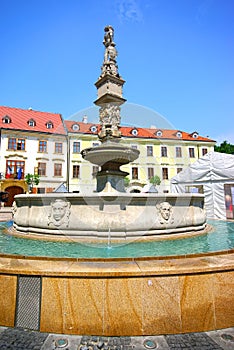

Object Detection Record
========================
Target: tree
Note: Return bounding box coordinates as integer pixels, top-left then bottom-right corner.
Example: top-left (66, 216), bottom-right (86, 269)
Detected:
top-left (25, 174), bottom-right (40, 192)
top-left (214, 141), bottom-right (234, 154)
top-left (149, 175), bottom-right (161, 186)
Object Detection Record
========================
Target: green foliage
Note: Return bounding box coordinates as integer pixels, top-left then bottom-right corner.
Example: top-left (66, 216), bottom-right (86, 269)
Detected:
top-left (214, 141), bottom-right (234, 154)
top-left (124, 176), bottom-right (130, 187)
top-left (25, 174), bottom-right (40, 186)
top-left (149, 175), bottom-right (161, 186)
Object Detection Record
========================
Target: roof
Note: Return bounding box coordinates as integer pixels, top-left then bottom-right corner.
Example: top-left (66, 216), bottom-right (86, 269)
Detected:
top-left (65, 120), bottom-right (215, 142)
top-left (0, 106), bottom-right (66, 135)
top-left (0, 106), bottom-right (216, 142)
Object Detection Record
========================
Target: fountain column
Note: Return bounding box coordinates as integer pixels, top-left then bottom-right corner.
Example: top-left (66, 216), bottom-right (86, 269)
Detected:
top-left (82, 26), bottom-right (139, 192)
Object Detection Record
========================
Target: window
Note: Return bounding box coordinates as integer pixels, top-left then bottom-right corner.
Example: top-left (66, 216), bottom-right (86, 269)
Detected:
top-left (46, 121), bottom-right (53, 129)
top-left (73, 165), bottom-right (80, 178)
top-left (177, 168), bottom-right (183, 174)
top-left (5, 160), bottom-right (25, 179)
top-left (73, 141), bottom-right (80, 153)
top-left (8, 138), bottom-right (16, 150)
top-left (156, 130), bottom-right (162, 137)
top-left (38, 140), bottom-right (47, 152)
top-left (38, 162), bottom-right (46, 176)
top-left (54, 163), bottom-right (62, 176)
top-left (8, 138), bottom-right (25, 151)
top-left (2, 116), bottom-right (11, 124)
top-left (161, 146), bottom-right (167, 157)
top-left (189, 147), bottom-right (195, 158)
top-left (175, 146), bottom-right (182, 158)
top-left (92, 166), bottom-right (99, 178)
top-left (176, 131), bottom-right (182, 138)
top-left (132, 167), bottom-right (138, 180)
top-left (90, 125), bottom-right (97, 133)
top-left (55, 142), bottom-right (63, 153)
top-left (28, 119), bottom-right (36, 127)
top-left (192, 132), bottom-right (198, 138)
top-left (72, 124), bottom-right (80, 131)
top-left (148, 167), bottom-right (154, 179)
top-left (131, 129), bottom-right (138, 136)
top-left (202, 148), bottom-right (208, 156)
top-left (147, 145), bottom-right (153, 156)
top-left (162, 167), bottom-right (168, 180)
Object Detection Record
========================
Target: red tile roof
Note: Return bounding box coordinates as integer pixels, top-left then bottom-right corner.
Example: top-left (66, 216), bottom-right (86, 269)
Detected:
top-left (0, 106), bottom-right (215, 142)
top-left (0, 106), bottom-right (66, 135)
top-left (65, 120), bottom-right (215, 142)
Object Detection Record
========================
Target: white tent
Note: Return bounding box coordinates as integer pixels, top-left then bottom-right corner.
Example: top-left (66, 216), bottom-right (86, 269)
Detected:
top-left (171, 151), bottom-right (234, 219)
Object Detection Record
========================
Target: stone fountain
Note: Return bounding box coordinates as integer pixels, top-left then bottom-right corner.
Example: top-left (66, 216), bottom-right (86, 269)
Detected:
top-left (12, 25), bottom-right (206, 242)
top-left (1, 26), bottom-right (233, 336)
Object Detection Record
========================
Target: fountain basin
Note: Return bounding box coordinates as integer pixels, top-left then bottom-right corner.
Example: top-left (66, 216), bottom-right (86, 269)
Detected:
top-left (0, 250), bottom-right (233, 335)
top-left (12, 193), bottom-right (206, 241)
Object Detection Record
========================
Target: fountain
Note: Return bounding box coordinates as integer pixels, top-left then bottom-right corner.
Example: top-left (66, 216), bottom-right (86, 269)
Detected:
top-left (0, 26), bottom-right (233, 336)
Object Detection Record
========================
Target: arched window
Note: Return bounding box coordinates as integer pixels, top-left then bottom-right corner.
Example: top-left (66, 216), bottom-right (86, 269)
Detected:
top-left (46, 121), bottom-right (54, 129)
top-left (2, 115), bottom-right (11, 124)
top-left (131, 128), bottom-right (138, 136)
top-left (28, 119), bottom-right (36, 127)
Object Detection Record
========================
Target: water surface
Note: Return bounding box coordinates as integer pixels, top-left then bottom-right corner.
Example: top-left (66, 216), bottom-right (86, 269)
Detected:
top-left (0, 220), bottom-right (233, 259)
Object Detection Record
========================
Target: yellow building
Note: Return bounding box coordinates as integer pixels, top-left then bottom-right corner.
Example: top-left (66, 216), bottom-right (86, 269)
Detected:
top-left (65, 120), bottom-right (215, 193)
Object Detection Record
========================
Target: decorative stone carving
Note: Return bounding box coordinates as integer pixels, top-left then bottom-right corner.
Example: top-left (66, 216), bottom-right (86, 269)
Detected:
top-left (156, 201), bottom-right (174, 224)
top-left (103, 25), bottom-right (114, 46)
top-left (48, 199), bottom-right (71, 227)
top-left (101, 25), bottom-right (119, 76)
top-left (99, 103), bottom-right (120, 131)
top-left (12, 201), bottom-right (17, 218)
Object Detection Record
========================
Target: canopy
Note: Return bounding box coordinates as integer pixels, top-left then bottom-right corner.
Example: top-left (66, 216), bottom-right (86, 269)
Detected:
top-left (171, 151), bottom-right (234, 219)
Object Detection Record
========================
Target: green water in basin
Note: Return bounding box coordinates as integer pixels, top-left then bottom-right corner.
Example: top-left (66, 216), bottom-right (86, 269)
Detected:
top-left (0, 220), bottom-right (233, 259)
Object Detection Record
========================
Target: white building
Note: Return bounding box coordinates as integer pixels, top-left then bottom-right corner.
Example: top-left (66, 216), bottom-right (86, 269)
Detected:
top-left (0, 106), bottom-right (67, 205)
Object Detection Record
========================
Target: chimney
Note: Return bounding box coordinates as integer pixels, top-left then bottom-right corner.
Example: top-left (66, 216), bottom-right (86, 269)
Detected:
top-left (82, 115), bottom-right (88, 123)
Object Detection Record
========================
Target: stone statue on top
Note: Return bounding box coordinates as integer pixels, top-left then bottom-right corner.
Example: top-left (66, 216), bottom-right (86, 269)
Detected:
top-left (101, 25), bottom-right (118, 76)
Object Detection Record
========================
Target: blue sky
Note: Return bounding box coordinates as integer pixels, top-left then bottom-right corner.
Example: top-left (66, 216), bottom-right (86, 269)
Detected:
top-left (0, 0), bottom-right (233, 144)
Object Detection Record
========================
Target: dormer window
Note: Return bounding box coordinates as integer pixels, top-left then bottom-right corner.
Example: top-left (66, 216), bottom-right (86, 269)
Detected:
top-left (192, 132), bottom-right (198, 138)
top-left (176, 131), bottom-right (182, 138)
top-left (90, 125), bottom-right (97, 133)
top-left (72, 123), bottom-right (80, 131)
top-left (131, 128), bottom-right (138, 136)
top-left (46, 121), bottom-right (54, 129)
top-left (2, 115), bottom-right (11, 124)
top-left (156, 130), bottom-right (162, 137)
top-left (28, 119), bottom-right (36, 127)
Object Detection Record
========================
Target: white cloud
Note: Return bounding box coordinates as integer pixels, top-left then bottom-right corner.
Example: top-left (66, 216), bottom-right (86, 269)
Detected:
top-left (116, 0), bottom-right (143, 23)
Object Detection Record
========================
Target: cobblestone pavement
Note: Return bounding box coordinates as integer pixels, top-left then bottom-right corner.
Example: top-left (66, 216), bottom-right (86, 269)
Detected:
top-left (0, 327), bottom-right (234, 350)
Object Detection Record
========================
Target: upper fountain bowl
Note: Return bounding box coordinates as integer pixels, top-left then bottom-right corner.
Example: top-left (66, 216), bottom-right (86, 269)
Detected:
top-left (81, 140), bottom-right (140, 167)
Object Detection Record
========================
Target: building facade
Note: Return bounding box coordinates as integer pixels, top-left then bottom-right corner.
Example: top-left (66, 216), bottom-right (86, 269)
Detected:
top-left (0, 106), bottom-right (67, 206)
top-left (65, 119), bottom-right (215, 193)
top-left (0, 105), bottom-right (215, 205)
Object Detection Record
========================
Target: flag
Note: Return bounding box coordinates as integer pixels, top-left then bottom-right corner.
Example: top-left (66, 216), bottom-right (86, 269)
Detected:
top-left (17, 167), bottom-right (22, 180)
top-left (6, 166), bottom-right (12, 179)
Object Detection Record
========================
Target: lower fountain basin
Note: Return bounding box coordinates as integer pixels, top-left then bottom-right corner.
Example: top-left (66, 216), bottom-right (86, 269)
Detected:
top-left (12, 193), bottom-right (206, 241)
